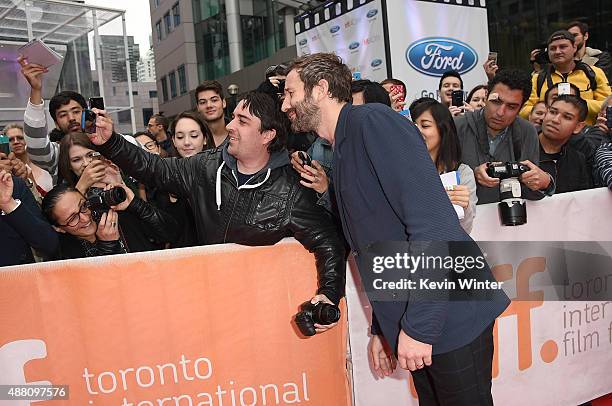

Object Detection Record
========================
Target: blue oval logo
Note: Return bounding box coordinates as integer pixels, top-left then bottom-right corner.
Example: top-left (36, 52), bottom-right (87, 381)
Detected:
top-left (298, 38), bottom-right (308, 46)
top-left (349, 41), bottom-right (360, 50)
top-left (366, 9), bottom-right (378, 18)
top-left (371, 58), bottom-right (382, 68)
top-left (406, 37), bottom-right (478, 77)
top-left (330, 25), bottom-right (340, 34)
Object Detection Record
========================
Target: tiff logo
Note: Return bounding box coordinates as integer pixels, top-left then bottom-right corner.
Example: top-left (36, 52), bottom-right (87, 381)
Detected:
top-left (0, 339), bottom-right (50, 406)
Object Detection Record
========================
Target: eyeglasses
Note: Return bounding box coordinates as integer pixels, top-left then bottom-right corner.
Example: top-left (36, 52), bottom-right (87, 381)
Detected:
top-left (143, 141), bottom-right (158, 150)
top-left (58, 199), bottom-right (90, 227)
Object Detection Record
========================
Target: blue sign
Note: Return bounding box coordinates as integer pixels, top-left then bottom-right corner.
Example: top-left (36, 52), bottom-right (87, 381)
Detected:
top-left (366, 9), bottom-right (378, 18)
top-left (371, 58), bottom-right (383, 68)
top-left (349, 41), bottom-right (360, 50)
top-left (406, 37), bottom-right (478, 77)
top-left (330, 25), bottom-right (340, 34)
top-left (298, 38), bottom-right (308, 46)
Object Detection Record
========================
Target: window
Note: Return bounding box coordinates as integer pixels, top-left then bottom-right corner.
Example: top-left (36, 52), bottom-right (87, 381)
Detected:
top-left (125, 91), bottom-right (139, 96)
top-left (160, 76), bottom-right (168, 102)
top-left (153, 0), bottom-right (160, 8)
top-left (143, 108), bottom-right (154, 125)
top-left (177, 65), bottom-right (187, 95)
top-left (172, 2), bottom-right (181, 27)
top-left (118, 110), bottom-right (131, 124)
top-left (155, 20), bottom-right (162, 42)
top-left (169, 71), bottom-right (177, 98)
top-left (164, 12), bottom-right (172, 35)
top-left (149, 90), bottom-right (158, 98)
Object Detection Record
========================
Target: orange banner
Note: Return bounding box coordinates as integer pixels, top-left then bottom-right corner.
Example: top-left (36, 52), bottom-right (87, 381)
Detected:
top-left (0, 241), bottom-right (350, 406)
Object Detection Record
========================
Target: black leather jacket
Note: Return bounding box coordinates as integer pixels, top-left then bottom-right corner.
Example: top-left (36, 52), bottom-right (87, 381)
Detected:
top-left (98, 133), bottom-right (346, 304)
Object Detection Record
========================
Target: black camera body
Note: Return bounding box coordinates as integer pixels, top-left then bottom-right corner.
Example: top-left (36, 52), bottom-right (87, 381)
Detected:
top-left (86, 187), bottom-right (127, 221)
top-left (486, 162), bottom-right (529, 180)
top-left (533, 44), bottom-right (550, 66)
top-left (487, 162), bottom-right (529, 226)
top-left (295, 300), bottom-right (340, 336)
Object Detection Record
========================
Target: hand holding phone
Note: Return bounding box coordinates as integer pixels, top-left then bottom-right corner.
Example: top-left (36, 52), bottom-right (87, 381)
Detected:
top-left (390, 84), bottom-right (405, 103)
top-left (487, 52), bottom-right (498, 66)
top-left (298, 151), bottom-right (312, 167)
top-left (451, 90), bottom-right (464, 107)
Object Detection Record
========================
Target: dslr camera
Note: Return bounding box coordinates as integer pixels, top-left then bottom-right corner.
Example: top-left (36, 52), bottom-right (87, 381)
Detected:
top-left (86, 186), bottom-right (127, 222)
top-left (532, 44), bottom-right (550, 67)
top-left (486, 162), bottom-right (529, 226)
top-left (295, 300), bottom-right (340, 336)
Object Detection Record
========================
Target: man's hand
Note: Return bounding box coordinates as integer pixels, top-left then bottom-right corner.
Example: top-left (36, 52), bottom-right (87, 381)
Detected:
top-left (310, 294), bottom-right (338, 333)
top-left (369, 334), bottom-right (397, 378)
top-left (474, 162), bottom-right (500, 188)
top-left (87, 109), bottom-right (114, 145)
top-left (95, 209), bottom-right (120, 241)
top-left (0, 169), bottom-right (17, 212)
top-left (18, 56), bottom-right (47, 105)
top-left (448, 105), bottom-right (464, 117)
top-left (389, 90), bottom-right (406, 112)
top-left (595, 114), bottom-right (610, 134)
top-left (397, 329), bottom-right (432, 371)
top-left (106, 183), bottom-right (134, 212)
top-left (299, 160), bottom-right (329, 194)
top-left (520, 160), bottom-right (551, 191)
top-left (76, 160), bottom-right (107, 194)
top-left (290, 151), bottom-right (309, 175)
top-left (446, 184), bottom-right (470, 209)
top-left (483, 59), bottom-right (498, 80)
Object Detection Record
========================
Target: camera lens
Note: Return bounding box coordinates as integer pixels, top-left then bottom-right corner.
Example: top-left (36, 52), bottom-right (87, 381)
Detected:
top-left (102, 187), bottom-right (127, 207)
top-left (313, 303), bottom-right (341, 324)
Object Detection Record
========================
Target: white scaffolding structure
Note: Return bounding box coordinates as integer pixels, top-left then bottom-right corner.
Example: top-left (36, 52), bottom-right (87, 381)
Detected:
top-left (0, 0), bottom-right (136, 133)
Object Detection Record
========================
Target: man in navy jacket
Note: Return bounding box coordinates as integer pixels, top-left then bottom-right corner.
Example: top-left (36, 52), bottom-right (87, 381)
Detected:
top-left (282, 53), bottom-right (510, 405)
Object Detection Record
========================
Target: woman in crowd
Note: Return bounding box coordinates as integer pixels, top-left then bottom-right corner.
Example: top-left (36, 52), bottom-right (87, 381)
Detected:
top-left (409, 97), bottom-right (478, 233)
top-left (54, 131), bottom-right (179, 255)
top-left (466, 85), bottom-right (488, 111)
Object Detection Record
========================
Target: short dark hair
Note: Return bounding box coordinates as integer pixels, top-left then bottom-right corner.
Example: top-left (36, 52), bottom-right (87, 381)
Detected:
top-left (58, 131), bottom-right (97, 187)
top-left (380, 78), bottom-right (407, 97)
top-left (466, 85), bottom-right (488, 103)
top-left (551, 94), bottom-right (588, 122)
top-left (438, 71), bottom-right (463, 91)
top-left (41, 183), bottom-right (80, 225)
top-left (169, 110), bottom-right (215, 149)
top-left (547, 30), bottom-right (576, 46)
top-left (351, 80), bottom-right (391, 106)
top-left (151, 114), bottom-right (169, 132)
top-left (487, 69), bottom-right (532, 105)
top-left (286, 53), bottom-right (352, 103)
top-left (544, 82), bottom-right (581, 106)
top-left (49, 91), bottom-right (87, 123)
top-left (195, 80), bottom-right (224, 102)
top-left (566, 21), bottom-right (588, 35)
top-left (409, 97), bottom-right (462, 173)
top-left (239, 91), bottom-right (287, 153)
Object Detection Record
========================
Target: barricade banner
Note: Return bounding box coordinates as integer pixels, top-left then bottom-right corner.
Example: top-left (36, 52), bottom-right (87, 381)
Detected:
top-left (346, 188), bottom-right (612, 405)
top-left (0, 242), bottom-right (350, 406)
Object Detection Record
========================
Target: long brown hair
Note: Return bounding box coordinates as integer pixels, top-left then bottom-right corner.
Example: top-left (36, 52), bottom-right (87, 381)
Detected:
top-left (169, 111), bottom-right (216, 152)
top-left (58, 131), bottom-right (97, 187)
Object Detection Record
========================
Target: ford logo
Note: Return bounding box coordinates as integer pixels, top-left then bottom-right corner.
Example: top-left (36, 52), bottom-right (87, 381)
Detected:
top-left (349, 42), bottom-right (360, 50)
top-left (371, 58), bottom-right (382, 67)
top-left (406, 37), bottom-right (478, 77)
top-left (298, 38), bottom-right (308, 46)
top-left (330, 25), bottom-right (340, 34)
top-left (366, 9), bottom-right (378, 18)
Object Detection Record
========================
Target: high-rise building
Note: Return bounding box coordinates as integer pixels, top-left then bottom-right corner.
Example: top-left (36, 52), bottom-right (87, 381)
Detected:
top-left (137, 47), bottom-right (157, 82)
top-left (99, 35), bottom-right (141, 83)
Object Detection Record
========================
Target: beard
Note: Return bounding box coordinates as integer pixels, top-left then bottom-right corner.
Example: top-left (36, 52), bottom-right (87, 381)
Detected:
top-left (289, 97), bottom-right (321, 133)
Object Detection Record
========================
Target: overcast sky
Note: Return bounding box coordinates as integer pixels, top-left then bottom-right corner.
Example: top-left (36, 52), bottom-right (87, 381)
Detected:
top-left (85, 0), bottom-right (152, 55)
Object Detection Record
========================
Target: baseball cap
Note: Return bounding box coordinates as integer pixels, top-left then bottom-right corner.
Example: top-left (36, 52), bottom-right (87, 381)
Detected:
top-left (547, 30), bottom-right (576, 46)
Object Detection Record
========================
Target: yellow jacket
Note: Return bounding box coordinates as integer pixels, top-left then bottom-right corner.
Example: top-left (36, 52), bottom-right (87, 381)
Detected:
top-left (519, 64), bottom-right (611, 125)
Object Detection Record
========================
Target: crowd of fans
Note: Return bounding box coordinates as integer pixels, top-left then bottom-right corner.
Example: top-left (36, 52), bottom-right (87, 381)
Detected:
top-left (1, 22), bottom-right (611, 270)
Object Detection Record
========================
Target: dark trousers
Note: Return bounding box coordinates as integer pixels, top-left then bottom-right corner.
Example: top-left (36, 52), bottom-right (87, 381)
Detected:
top-left (411, 323), bottom-right (495, 406)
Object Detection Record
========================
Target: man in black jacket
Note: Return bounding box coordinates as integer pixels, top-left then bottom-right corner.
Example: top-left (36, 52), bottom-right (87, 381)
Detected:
top-left (87, 92), bottom-right (346, 331)
top-left (0, 170), bottom-right (58, 266)
top-left (539, 95), bottom-right (594, 193)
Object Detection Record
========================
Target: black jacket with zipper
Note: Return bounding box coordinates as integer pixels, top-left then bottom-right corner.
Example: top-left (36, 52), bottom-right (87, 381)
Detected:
top-left (98, 132), bottom-right (346, 304)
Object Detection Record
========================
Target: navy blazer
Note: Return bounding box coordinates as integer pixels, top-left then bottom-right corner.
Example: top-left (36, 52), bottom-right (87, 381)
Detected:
top-left (332, 103), bottom-right (510, 354)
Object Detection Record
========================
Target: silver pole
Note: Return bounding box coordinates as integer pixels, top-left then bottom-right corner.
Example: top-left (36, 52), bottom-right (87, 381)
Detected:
top-left (92, 10), bottom-right (105, 99)
top-left (72, 40), bottom-right (82, 94)
top-left (122, 13), bottom-right (136, 134)
top-left (225, 0), bottom-right (243, 72)
top-left (24, 0), bottom-right (34, 40)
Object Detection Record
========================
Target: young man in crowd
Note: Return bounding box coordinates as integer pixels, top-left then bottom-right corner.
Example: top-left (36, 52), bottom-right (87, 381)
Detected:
top-left (520, 30), bottom-right (611, 124)
top-left (539, 95), bottom-right (594, 193)
top-left (438, 70), bottom-right (466, 116)
top-left (195, 80), bottom-right (228, 147)
top-left (455, 69), bottom-right (554, 204)
top-left (281, 52), bottom-right (509, 405)
top-left (566, 21), bottom-right (611, 82)
top-left (146, 114), bottom-right (174, 155)
top-left (87, 91), bottom-right (346, 328)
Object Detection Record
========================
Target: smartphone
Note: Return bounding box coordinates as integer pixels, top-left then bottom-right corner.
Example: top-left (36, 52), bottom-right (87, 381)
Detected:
top-left (298, 151), bottom-right (312, 167)
top-left (390, 84), bottom-right (405, 103)
top-left (487, 52), bottom-right (498, 65)
top-left (89, 97), bottom-right (105, 111)
top-left (0, 134), bottom-right (10, 155)
top-left (606, 106), bottom-right (612, 129)
top-left (81, 109), bottom-right (97, 134)
top-left (451, 90), bottom-right (464, 107)
top-left (558, 82), bottom-right (571, 95)
top-left (90, 151), bottom-right (103, 161)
